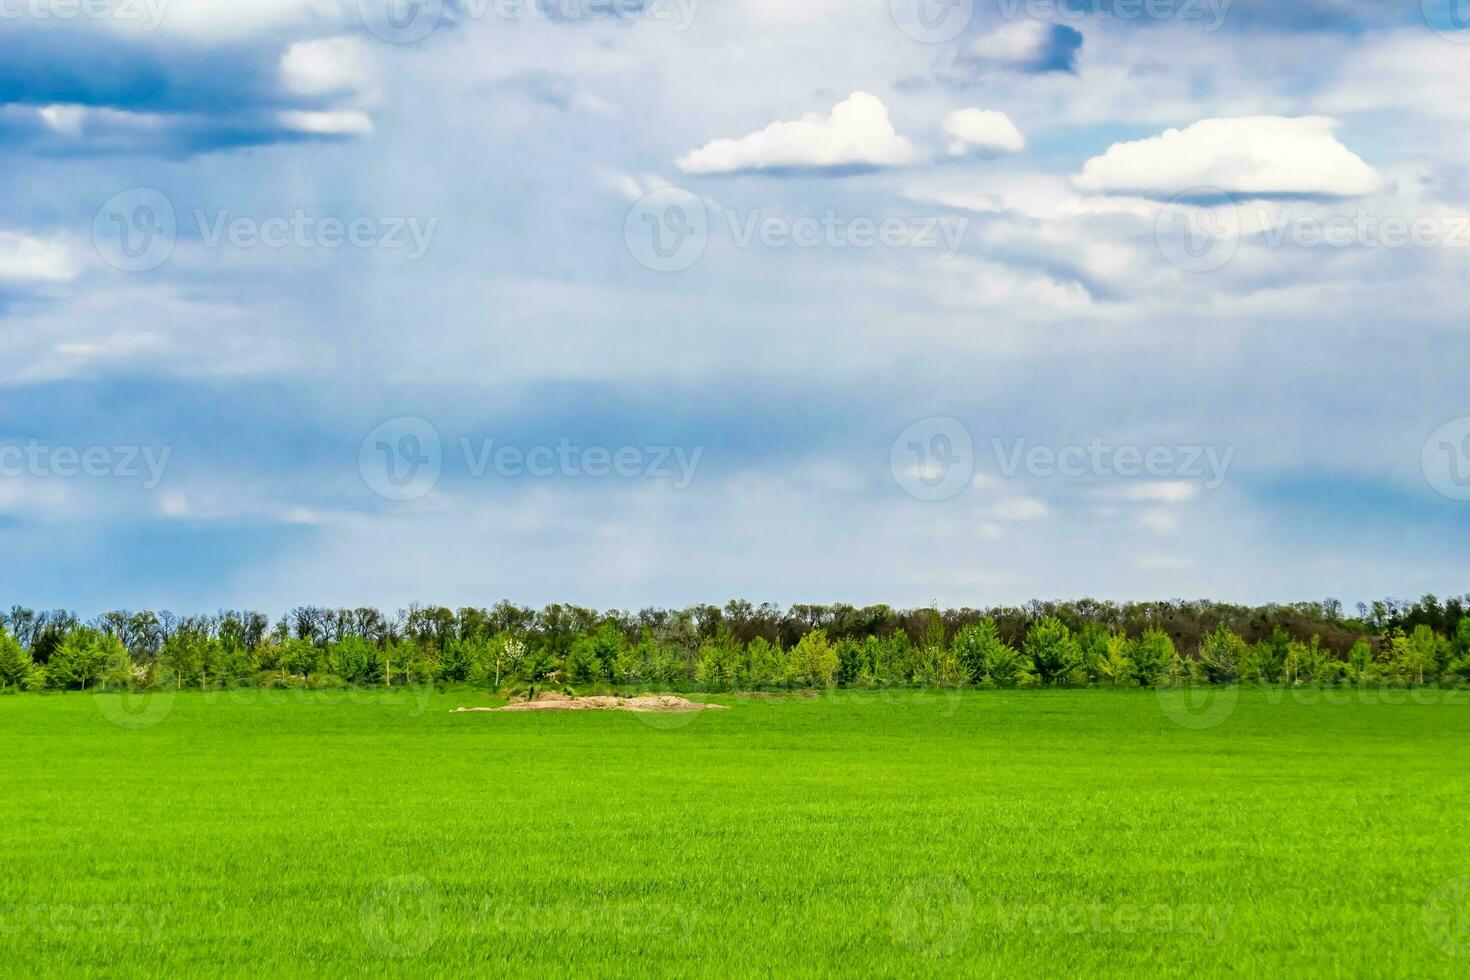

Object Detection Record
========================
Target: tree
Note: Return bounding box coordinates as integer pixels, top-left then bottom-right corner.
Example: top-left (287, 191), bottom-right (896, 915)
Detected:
top-left (47, 628), bottom-right (127, 691)
top-left (1095, 634), bottom-right (1133, 686)
top-left (1128, 629), bottom-right (1176, 686)
top-left (953, 619), bottom-right (1027, 687)
top-left (492, 635), bottom-right (525, 689)
top-left (788, 629), bottom-right (838, 687)
top-left (1196, 626), bottom-right (1244, 683)
top-left (1024, 617), bottom-right (1080, 685)
top-left (743, 637), bottom-right (785, 688)
top-left (0, 629), bottom-right (33, 688)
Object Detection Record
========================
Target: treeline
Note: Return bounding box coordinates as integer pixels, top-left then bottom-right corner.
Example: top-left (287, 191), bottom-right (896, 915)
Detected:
top-left (0, 595), bottom-right (1467, 693)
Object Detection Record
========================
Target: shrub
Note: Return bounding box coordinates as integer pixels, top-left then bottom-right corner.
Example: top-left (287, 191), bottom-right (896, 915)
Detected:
top-left (1024, 617), bottom-right (1080, 685)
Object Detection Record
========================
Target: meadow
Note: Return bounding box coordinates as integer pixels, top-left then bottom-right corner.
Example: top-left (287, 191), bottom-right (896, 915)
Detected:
top-left (3, 687), bottom-right (1469, 977)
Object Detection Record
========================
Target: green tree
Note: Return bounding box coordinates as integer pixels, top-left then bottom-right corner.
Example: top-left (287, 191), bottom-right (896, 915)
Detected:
top-left (743, 637), bottom-right (784, 688)
top-left (1024, 617), bottom-right (1080, 685)
top-left (47, 628), bottom-right (127, 691)
top-left (788, 629), bottom-right (838, 687)
top-left (1095, 633), bottom-right (1133, 686)
top-left (0, 629), bottom-right (33, 688)
top-left (1196, 626), bottom-right (1244, 683)
top-left (1128, 629), bottom-right (1176, 686)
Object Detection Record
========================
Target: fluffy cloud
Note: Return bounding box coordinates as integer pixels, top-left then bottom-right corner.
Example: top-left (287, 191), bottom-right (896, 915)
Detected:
top-left (676, 92), bottom-right (919, 175)
top-left (279, 37), bottom-right (375, 98)
top-left (0, 231), bottom-right (77, 282)
top-left (945, 22), bottom-right (1083, 80)
top-left (1073, 116), bottom-right (1382, 199)
top-left (943, 109), bottom-right (1025, 156)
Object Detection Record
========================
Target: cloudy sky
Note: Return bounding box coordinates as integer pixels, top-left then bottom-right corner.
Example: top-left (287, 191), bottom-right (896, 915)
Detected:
top-left (1, 0), bottom-right (1468, 614)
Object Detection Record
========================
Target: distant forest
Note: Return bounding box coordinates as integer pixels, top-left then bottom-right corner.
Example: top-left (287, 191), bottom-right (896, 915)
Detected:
top-left (2, 595), bottom-right (1468, 692)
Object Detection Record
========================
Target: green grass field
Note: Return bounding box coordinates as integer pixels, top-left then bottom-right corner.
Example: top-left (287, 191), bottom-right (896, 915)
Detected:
top-left (4, 687), bottom-right (1469, 976)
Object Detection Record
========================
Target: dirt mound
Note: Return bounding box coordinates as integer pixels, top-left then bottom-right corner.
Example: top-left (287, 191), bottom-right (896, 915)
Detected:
top-left (452, 692), bottom-right (728, 714)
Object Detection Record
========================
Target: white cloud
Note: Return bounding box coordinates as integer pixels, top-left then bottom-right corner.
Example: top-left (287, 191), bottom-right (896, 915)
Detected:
top-left (277, 110), bottom-right (374, 137)
top-left (1105, 481), bottom-right (1201, 504)
top-left (989, 495), bottom-right (1049, 522)
top-left (1137, 508), bottom-right (1180, 533)
top-left (943, 109), bottom-right (1025, 156)
top-left (280, 37), bottom-right (374, 98)
top-left (0, 231), bottom-right (78, 282)
top-left (148, 0), bottom-right (345, 40)
top-left (676, 92), bottom-right (919, 175)
top-left (1074, 116), bottom-right (1382, 199)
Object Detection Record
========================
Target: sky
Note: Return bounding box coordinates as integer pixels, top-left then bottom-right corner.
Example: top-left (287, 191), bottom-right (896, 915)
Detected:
top-left (1, 0), bottom-right (1468, 615)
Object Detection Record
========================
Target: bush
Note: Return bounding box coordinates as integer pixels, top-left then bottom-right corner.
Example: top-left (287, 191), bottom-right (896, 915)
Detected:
top-left (1024, 617), bottom-right (1080, 685)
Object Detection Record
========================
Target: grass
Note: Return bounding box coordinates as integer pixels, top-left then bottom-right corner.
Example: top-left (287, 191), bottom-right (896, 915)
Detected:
top-left (3, 685), bottom-right (1470, 977)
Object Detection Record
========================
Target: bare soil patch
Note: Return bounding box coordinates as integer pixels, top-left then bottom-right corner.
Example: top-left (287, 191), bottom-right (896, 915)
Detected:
top-left (452, 691), bottom-right (728, 714)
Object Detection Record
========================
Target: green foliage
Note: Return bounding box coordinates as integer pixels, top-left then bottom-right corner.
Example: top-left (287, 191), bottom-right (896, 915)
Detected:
top-left (46, 628), bottom-right (128, 691)
top-left (788, 629), bottom-right (838, 687)
top-left (1128, 629), bottom-right (1177, 686)
top-left (329, 636), bottom-right (380, 684)
top-left (1196, 626), bottom-right (1244, 683)
top-left (1094, 633), bottom-right (1134, 686)
top-left (954, 619), bottom-right (1028, 687)
top-left (1024, 617), bottom-right (1080, 685)
top-left (695, 636), bottom-right (740, 689)
top-left (743, 637), bottom-right (785, 688)
top-left (0, 629), bottom-right (33, 689)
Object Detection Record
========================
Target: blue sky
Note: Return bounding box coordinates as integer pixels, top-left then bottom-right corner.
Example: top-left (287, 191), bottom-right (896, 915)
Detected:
top-left (1, 0), bottom-right (1468, 614)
